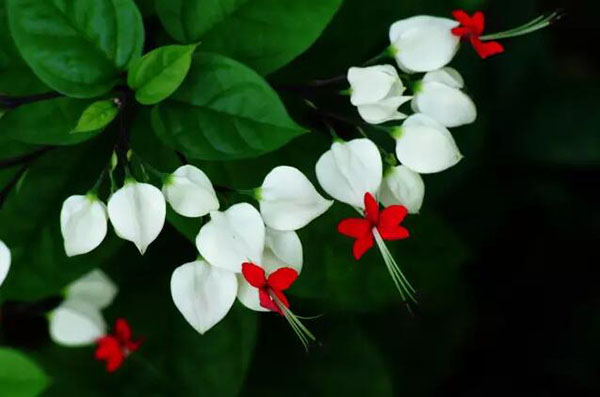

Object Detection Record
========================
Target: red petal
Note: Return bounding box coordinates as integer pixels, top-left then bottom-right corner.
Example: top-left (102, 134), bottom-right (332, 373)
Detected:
top-left (472, 11), bottom-right (485, 36)
top-left (114, 318), bottom-right (131, 344)
top-left (451, 26), bottom-right (471, 37)
top-left (267, 267), bottom-right (298, 291)
top-left (338, 218), bottom-right (371, 239)
top-left (364, 193), bottom-right (379, 224)
top-left (471, 37), bottom-right (504, 59)
top-left (125, 339), bottom-right (143, 352)
top-left (452, 9), bottom-right (471, 26)
top-left (95, 336), bottom-right (124, 372)
top-left (353, 233), bottom-right (374, 260)
top-left (258, 288), bottom-right (281, 314)
top-left (378, 226), bottom-right (410, 241)
top-left (241, 262), bottom-right (267, 288)
top-left (378, 205), bottom-right (408, 230)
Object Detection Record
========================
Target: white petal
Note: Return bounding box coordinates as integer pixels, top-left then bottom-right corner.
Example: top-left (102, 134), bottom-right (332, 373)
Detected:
top-left (196, 203), bottom-right (265, 272)
top-left (423, 67), bottom-right (464, 89)
top-left (65, 269), bottom-right (118, 309)
top-left (259, 166), bottom-right (333, 231)
top-left (60, 195), bottom-right (108, 257)
top-left (412, 82), bottom-right (477, 128)
top-left (236, 274), bottom-right (268, 312)
top-left (315, 138), bottom-right (382, 208)
top-left (49, 300), bottom-right (106, 347)
top-left (379, 166), bottom-right (425, 214)
top-left (162, 165), bottom-right (219, 218)
top-left (395, 114), bottom-right (463, 174)
top-left (356, 95), bottom-right (412, 124)
top-left (263, 228), bottom-right (303, 274)
top-left (107, 181), bottom-right (166, 255)
top-left (170, 260), bottom-right (237, 334)
top-left (0, 240), bottom-right (11, 286)
top-left (348, 65), bottom-right (403, 105)
top-left (389, 16), bottom-right (460, 73)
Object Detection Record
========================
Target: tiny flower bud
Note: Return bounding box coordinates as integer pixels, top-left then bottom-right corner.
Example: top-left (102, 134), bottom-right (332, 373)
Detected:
top-left (162, 165), bottom-right (219, 218)
top-left (60, 194), bottom-right (108, 257)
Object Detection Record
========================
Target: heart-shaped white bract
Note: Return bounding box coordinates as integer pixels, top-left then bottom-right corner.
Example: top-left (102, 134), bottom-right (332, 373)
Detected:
top-left (196, 203), bottom-right (265, 273)
top-left (395, 114), bottom-right (463, 174)
top-left (65, 269), bottom-right (118, 310)
top-left (347, 65), bottom-right (412, 124)
top-left (108, 181), bottom-right (166, 255)
top-left (60, 194), bottom-right (108, 257)
top-left (237, 228), bottom-right (303, 312)
top-left (162, 165), bottom-right (219, 218)
top-left (259, 166), bottom-right (333, 231)
top-left (412, 67), bottom-right (477, 127)
top-left (316, 138), bottom-right (382, 209)
top-left (0, 240), bottom-right (11, 287)
top-left (170, 260), bottom-right (238, 334)
top-left (379, 165), bottom-right (425, 214)
top-left (389, 16), bottom-right (460, 73)
top-left (49, 300), bottom-right (107, 347)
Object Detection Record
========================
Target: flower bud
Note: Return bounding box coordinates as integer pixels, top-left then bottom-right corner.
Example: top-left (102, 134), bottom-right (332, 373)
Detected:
top-left (389, 16), bottom-right (460, 73)
top-left (412, 67), bottom-right (477, 127)
top-left (0, 240), bottom-right (11, 287)
top-left (162, 165), bottom-right (219, 218)
top-left (347, 65), bottom-right (412, 124)
top-left (259, 166), bottom-right (333, 231)
top-left (108, 181), bottom-right (166, 255)
top-left (394, 114), bottom-right (463, 174)
top-left (379, 165), bottom-right (425, 214)
top-left (60, 194), bottom-right (108, 257)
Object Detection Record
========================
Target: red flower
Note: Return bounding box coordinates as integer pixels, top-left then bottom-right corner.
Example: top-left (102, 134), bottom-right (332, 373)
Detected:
top-left (338, 192), bottom-right (409, 260)
top-left (241, 263), bottom-right (298, 315)
top-left (451, 10), bottom-right (504, 59)
top-left (95, 318), bottom-right (142, 372)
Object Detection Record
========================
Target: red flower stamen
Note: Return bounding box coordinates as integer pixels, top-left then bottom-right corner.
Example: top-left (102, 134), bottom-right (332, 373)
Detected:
top-left (338, 192), bottom-right (410, 260)
top-left (95, 318), bottom-right (142, 372)
top-left (451, 10), bottom-right (505, 59)
top-left (241, 263), bottom-right (298, 315)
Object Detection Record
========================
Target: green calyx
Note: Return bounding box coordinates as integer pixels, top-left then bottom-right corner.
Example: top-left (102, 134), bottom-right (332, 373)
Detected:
top-left (391, 127), bottom-right (404, 140)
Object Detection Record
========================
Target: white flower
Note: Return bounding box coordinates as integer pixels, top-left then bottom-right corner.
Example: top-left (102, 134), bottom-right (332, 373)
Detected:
top-left (347, 65), bottom-right (412, 124)
top-left (64, 269), bottom-right (118, 309)
top-left (0, 240), bottom-right (11, 287)
top-left (389, 16), bottom-right (460, 73)
top-left (237, 228), bottom-right (303, 312)
top-left (394, 113), bottom-right (462, 174)
top-left (412, 67), bottom-right (477, 127)
top-left (162, 165), bottom-right (219, 218)
top-left (60, 194), bottom-right (108, 257)
top-left (108, 180), bottom-right (166, 255)
top-left (170, 260), bottom-right (238, 334)
top-left (49, 300), bottom-right (106, 347)
top-left (258, 166), bottom-right (333, 231)
top-left (379, 165), bottom-right (425, 214)
top-left (315, 138), bottom-right (382, 208)
top-left (196, 203), bottom-right (265, 273)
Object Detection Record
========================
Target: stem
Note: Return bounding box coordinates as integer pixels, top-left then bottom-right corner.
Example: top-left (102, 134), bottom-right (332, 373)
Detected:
top-left (0, 147), bottom-right (52, 169)
top-left (0, 92), bottom-right (63, 109)
top-left (0, 165), bottom-right (28, 208)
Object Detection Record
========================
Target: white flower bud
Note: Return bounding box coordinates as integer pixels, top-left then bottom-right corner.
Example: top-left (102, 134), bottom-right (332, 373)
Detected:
top-left (347, 65), bottom-right (412, 124)
top-left (60, 194), bottom-right (108, 257)
top-left (259, 166), bottom-right (333, 231)
top-left (0, 240), bottom-right (11, 287)
top-left (162, 165), bottom-right (219, 218)
top-left (108, 181), bottom-right (166, 255)
top-left (379, 165), bottom-right (425, 214)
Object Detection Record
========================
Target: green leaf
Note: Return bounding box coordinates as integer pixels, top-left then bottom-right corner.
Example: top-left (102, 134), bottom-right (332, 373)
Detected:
top-left (151, 52), bottom-right (305, 161)
top-left (128, 44), bottom-right (197, 105)
top-left (155, 0), bottom-right (342, 74)
top-left (0, 97), bottom-right (106, 145)
top-left (0, 137), bottom-right (123, 301)
top-left (0, 348), bottom-right (49, 397)
top-left (0, 0), bottom-right (48, 95)
top-left (73, 100), bottom-right (120, 133)
top-left (6, 0), bottom-right (144, 98)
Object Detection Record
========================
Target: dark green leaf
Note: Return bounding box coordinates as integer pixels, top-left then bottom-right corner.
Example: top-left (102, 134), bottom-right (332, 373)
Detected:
top-left (155, 0), bottom-right (342, 74)
top-left (0, 348), bottom-right (49, 397)
top-left (0, 97), bottom-right (104, 145)
top-left (73, 100), bottom-right (119, 133)
top-left (152, 52), bottom-right (305, 161)
top-left (7, 0), bottom-right (144, 98)
top-left (128, 44), bottom-right (197, 105)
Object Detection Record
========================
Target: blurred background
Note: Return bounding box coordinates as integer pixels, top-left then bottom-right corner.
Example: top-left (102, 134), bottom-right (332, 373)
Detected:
top-left (1, 0), bottom-right (599, 395)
